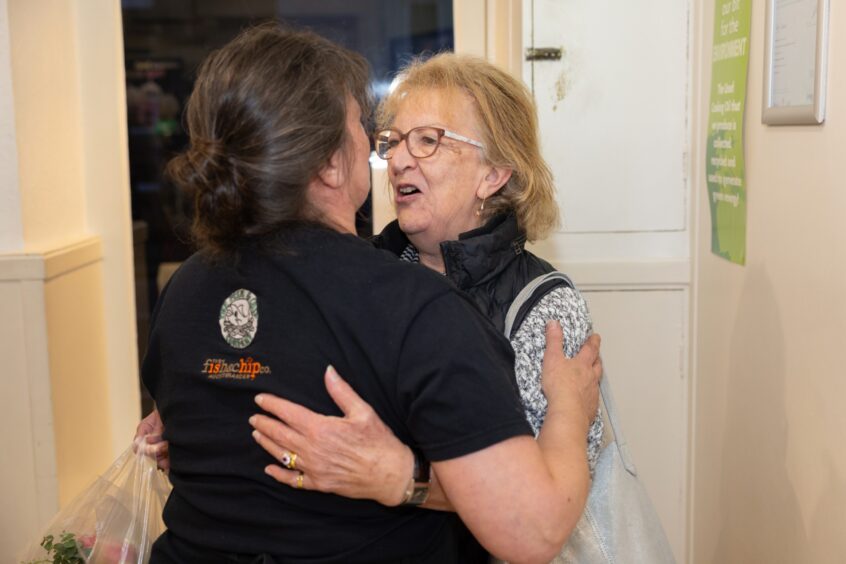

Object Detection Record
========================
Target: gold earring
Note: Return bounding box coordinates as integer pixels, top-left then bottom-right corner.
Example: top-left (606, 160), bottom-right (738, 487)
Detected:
top-left (476, 198), bottom-right (486, 217)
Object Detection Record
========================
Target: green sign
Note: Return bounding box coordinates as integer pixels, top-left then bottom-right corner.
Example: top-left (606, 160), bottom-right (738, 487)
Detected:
top-left (706, 0), bottom-right (751, 265)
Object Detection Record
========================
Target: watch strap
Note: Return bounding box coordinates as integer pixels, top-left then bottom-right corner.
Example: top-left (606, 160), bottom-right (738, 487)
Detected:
top-left (401, 451), bottom-right (431, 505)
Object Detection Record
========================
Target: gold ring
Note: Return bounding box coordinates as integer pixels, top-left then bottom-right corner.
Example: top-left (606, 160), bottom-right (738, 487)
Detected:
top-left (281, 452), bottom-right (298, 470)
top-left (296, 472), bottom-right (304, 489)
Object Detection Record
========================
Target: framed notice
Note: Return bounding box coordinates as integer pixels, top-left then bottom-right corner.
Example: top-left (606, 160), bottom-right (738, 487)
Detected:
top-left (762, 0), bottom-right (829, 125)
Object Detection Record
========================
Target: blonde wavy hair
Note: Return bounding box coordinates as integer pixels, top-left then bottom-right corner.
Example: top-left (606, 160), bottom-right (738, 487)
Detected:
top-left (377, 53), bottom-right (559, 241)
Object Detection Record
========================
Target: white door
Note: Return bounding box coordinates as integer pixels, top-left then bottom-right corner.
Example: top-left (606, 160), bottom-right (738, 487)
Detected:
top-left (525, 1), bottom-right (691, 561)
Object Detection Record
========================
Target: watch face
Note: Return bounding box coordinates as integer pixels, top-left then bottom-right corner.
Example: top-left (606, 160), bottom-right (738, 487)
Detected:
top-left (408, 484), bottom-right (430, 505)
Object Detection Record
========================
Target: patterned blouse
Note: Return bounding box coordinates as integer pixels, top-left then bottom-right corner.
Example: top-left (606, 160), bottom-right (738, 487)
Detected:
top-left (400, 245), bottom-right (604, 470)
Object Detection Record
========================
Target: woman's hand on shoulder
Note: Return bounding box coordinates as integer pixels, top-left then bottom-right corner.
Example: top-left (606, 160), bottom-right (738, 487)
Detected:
top-left (250, 366), bottom-right (414, 506)
top-left (541, 321), bottom-right (602, 433)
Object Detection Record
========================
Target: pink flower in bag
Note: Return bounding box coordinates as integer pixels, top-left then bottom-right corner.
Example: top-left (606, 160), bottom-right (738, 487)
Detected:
top-left (78, 534), bottom-right (96, 550)
top-left (99, 541), bottom-right (139, 564)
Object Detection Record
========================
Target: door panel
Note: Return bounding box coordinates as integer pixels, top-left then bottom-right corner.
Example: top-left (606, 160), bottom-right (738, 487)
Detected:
top-left (583, 288), bottom-right (688, 563)
top-left (527, 0), bottom-right (689, 234)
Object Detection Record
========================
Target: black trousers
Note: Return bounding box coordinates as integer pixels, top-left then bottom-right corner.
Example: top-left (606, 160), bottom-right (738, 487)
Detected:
top-left (150, 524), bottom-right (488, 564)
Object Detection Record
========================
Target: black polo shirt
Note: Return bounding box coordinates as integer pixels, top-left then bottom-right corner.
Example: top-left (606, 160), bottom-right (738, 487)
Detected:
top-left (142, 225), bottom-right (532, 563)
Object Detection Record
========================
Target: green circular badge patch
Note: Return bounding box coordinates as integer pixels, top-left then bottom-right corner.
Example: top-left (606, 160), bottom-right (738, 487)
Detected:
top-left (219, 289), bottom-right (259, 349)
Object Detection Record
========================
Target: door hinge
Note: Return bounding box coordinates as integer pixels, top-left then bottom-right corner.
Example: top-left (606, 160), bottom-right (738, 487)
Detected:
top-left (525, 47), bottom-right (562, 61)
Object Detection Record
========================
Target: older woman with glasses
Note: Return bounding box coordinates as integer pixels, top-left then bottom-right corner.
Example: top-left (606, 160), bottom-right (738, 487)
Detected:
top-left (137, 26), bottom-right (603, 564)
top-left (244, 53), bottom-right (606, 557)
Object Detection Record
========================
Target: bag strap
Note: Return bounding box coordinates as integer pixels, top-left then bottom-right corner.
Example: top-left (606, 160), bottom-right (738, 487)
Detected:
top-left (504, 272), bottom-right (638, 476)
top-left (503, 271), bottom-right (574, 337)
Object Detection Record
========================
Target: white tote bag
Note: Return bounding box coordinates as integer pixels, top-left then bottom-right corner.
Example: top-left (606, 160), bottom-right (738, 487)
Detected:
top-left (504, 272), bottom-right (676, 564)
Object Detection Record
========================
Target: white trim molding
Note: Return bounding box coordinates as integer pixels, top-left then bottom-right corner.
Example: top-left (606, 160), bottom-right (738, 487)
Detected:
top-left (0, 235), bottom-right (103, 554)
top-left (0, 236), bottom-right (102, 282)
top-left (550, 259), bottom-right (691, 290)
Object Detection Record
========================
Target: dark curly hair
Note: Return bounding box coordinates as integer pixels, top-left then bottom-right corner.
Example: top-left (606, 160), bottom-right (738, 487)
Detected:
top-left (166, 22), bottom-right (371, 256)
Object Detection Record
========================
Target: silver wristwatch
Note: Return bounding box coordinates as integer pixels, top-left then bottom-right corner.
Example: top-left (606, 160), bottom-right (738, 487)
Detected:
top-left (401, 452), bottom-right (430, 505)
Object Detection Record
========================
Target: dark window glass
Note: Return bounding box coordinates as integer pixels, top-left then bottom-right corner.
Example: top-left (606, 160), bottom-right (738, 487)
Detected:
top-left (123, 1), bottom-right (454, 413)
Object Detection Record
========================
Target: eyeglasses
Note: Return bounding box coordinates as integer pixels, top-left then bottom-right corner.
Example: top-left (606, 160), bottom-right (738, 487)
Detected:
top-left (373, 126), bottom-right (484, 160)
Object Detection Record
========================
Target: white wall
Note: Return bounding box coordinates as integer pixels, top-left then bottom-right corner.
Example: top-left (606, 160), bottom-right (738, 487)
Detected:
top-left (691, 1), bottom-right (846, 562)
top-left (5, 0), bottom-right (139, 459)
top-left (0, 1), bottom-right (138, 559)
top-left (8, 0), bottom-right (87, 251)
top-left (0, 0), bottom-right (22, 252)
top-left (0, 256), bottom-right (55, 562)
top-left (75, 0), bottom-right (140, 456)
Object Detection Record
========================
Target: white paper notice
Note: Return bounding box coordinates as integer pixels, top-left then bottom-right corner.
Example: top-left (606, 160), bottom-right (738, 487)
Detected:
top-left (771, 0), bottom-right (818, 107)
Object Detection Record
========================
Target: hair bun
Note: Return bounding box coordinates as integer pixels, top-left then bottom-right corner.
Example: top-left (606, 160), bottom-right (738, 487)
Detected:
top-left (187, 138), bottom-right (227, 184)
top-left (172, 140), bottom-right (236, 200)
top-left (166, 139), bottom-right (244, 252)
top-left (191, 137), bottom-right (223, 159)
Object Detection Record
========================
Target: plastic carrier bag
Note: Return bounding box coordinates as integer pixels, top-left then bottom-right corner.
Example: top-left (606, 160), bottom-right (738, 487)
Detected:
top-left (19, 439), bottom-right (171, 564)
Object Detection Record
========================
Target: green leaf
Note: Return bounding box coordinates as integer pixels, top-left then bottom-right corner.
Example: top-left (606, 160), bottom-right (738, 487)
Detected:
top-left (24, 532), bottom-right (85, 564)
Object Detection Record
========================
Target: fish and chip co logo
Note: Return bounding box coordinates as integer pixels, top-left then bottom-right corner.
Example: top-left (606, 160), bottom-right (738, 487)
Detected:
top-left (208, 289), bottom-right (269, 380)
top-left (203, 357), bottom-right (271, 380)
top-left (219, 288), bottom-right (258, 349)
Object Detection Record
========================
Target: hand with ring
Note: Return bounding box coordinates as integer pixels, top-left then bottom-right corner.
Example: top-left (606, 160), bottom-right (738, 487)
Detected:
top-left (249, 365), bottom-right (414, 505)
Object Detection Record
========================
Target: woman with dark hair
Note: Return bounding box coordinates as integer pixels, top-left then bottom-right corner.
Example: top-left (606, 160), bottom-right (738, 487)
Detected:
top-left (140, 23), bottom-right (601, 563)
